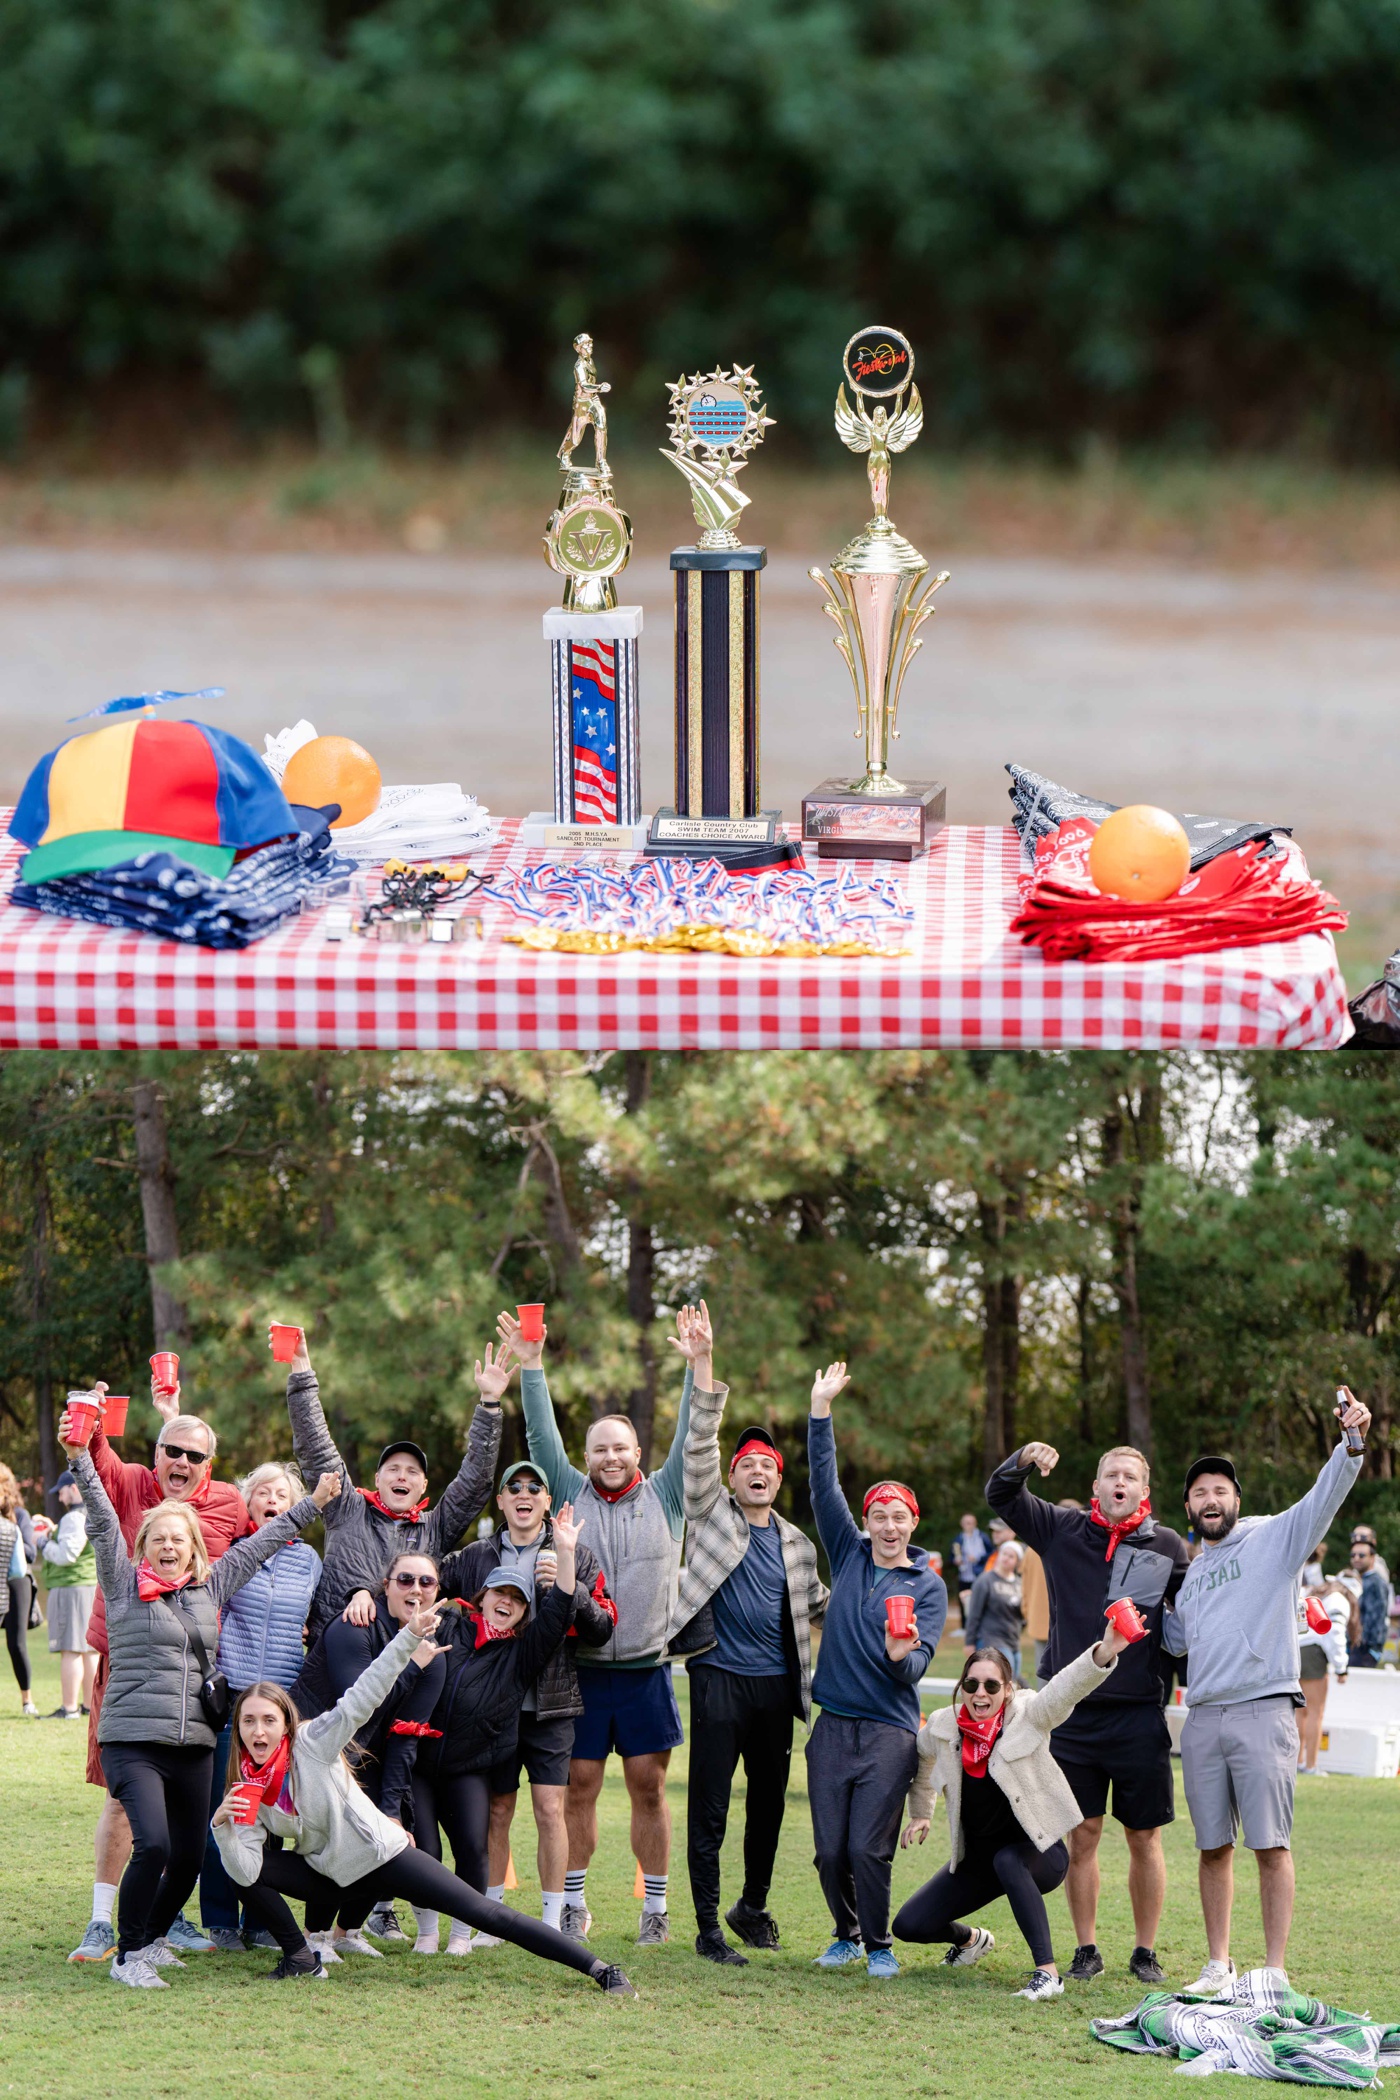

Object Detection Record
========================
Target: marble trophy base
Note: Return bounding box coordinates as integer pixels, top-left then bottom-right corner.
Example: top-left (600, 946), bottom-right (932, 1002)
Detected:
top-left (801, 778), bottom-right (946, 862)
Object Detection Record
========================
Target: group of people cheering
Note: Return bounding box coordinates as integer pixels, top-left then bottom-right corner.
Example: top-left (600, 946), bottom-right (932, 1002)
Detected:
top-left (47, 1301), bottom-right (1374, 2004)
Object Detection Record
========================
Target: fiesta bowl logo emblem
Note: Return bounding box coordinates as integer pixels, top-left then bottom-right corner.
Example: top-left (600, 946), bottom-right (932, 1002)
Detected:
top-left (685, 382), bottom-right (748, 450)
top-left (843, 326), bottom-right (915, 398)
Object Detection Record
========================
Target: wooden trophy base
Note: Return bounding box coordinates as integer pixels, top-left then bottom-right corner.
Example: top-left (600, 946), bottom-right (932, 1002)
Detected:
top-left (801, 779), bottom-right (946, 861)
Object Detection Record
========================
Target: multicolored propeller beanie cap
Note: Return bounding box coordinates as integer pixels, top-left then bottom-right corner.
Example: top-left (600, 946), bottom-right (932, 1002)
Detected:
top-left (11, 718), bottom-right (296, 883)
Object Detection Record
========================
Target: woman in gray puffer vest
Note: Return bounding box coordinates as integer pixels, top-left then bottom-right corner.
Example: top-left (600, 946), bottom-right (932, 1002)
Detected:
top-left (67, 1441), bottom-right (339, 1990)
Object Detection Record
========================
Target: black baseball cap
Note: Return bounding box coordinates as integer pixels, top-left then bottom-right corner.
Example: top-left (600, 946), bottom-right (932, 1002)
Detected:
top-left (377, 1440), bottom-right (429, 1473)
top-left (1183, 1455), bottom-right (1241, 1501)
top-left (56, 1469), bottom-right (76, 1490)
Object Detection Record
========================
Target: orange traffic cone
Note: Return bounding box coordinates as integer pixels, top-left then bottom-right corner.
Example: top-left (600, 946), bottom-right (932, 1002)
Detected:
top-left (505, 1850), bottom-right (518, 1891)
top-left (633, 1861), bottom-right (645, 1899)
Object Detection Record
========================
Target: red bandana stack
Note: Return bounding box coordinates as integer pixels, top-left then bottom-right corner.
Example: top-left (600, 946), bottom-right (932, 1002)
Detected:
top-left (1088, 1495), bottom-right (1152, 1562)
top-left (358, 1486), bottom-right (430, 1524)
top-left (956, 1704), bottom-right (1005, 1777)
top-left (136, 1561), bottom-right (193, 1602)
top-left (239, 1733), bottom-right (293, 1812)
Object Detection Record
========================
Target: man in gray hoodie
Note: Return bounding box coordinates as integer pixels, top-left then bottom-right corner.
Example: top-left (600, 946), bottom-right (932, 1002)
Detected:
top-left (1162, 1388), bottom-right (1371, 1995)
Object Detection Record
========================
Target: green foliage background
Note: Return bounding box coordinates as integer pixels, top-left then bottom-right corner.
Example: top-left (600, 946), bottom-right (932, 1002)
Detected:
top-left (1, 1049), bottom-right (1396, 1566)
top-left (5, 0), bottom-right (1400, 453)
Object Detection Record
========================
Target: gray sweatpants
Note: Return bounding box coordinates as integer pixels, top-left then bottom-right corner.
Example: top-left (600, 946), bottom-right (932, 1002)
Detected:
top-left (805, 1708), bottom-right (919, 1950)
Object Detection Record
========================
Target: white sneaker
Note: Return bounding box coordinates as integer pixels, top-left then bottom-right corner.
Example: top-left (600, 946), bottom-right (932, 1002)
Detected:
top-left (1015, 1968), bottom-right (1064, 2002)
top-left (143, 1939), bottom-right (187, 1969)
top-left (332, 1930), bottom-right (382, 1958)
top-left (445, 1928), bottom-right (473, 1957)
top-left (413, 1936), bottom-right (439, 1955)
top-left (1184, 1957), bottom-right (1236, 1997)
top-left (110, 1953), bottom-right (167, 1989)
top-left (944, 1926), bottom-right (995, 1968)
top-left (470, 1929), bottom-right (504, 1950)
top-left (305, 1933), bottom-right (343, 1965)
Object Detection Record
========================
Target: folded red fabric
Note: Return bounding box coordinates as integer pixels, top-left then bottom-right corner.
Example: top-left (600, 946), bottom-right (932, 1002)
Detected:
top-left (1010, 818), bottom-right (1346, 964)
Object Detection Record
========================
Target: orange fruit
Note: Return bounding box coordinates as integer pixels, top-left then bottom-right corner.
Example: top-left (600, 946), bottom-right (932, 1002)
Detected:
top-left (1088, 804), bottom-right (1190, 903)
top-left (281, 735), bottom-right (381, 828)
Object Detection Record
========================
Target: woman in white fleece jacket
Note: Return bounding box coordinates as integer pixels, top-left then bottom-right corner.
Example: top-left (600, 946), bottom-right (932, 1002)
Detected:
top-left (211, 1596), bottom-right (635, 1996)
top-left (893, 1625), bottom-right (1131, 2001)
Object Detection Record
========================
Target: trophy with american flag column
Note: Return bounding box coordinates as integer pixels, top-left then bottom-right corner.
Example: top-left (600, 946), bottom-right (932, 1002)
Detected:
top-left (524, 334), bottom-right (646, 850)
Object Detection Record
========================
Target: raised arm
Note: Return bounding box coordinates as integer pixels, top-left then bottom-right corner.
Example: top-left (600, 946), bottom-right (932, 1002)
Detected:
top-left (208, 1483), bottom-right (332, 1607)
top-left (301, 1619), bottom-right (425, 1761)
top-left (66, 1448), bottom-right (136, 1609)
top-left (1022, 1640), bottom-right (1119, 1733)
top-left (984, 1445), bottom-right (1060, 1550)
top-left (651, 1363), bottom-right (696, 1538)
top-left (1271, 1421), bottom-right (1367, 1576)
top-left (806, 1370), bottom-right (862, 1574)
top-left (430, 1398), bottom-right (504, 1553)
top-left (282, 1332), bottom-right (353, 1520)
top-left (517, 1368), bottom-right (586, 1505)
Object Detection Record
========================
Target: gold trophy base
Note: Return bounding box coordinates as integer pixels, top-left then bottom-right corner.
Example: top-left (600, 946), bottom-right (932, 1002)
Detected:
top-left (801, 778), bottom-right (946, 862)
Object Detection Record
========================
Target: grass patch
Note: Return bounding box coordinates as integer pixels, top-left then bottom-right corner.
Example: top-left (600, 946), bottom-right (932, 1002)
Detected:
top-left (3, 1646), bottom-right (1398, 2100)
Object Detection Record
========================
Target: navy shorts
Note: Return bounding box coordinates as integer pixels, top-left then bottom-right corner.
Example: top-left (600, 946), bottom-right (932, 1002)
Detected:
top-left (571, 1664), bottom-right (684, 1761)
top-left (488, 1713), bottom-right (575, 1794)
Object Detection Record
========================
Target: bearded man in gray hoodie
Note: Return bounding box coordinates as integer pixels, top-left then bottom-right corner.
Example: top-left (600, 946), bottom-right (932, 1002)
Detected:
top-left (1163, 1386), bottom-right (1370, 1997)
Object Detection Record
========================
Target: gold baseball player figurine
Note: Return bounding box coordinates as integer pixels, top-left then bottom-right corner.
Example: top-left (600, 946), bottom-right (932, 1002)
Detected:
top-left (545, 332), bottom-right (631, 612)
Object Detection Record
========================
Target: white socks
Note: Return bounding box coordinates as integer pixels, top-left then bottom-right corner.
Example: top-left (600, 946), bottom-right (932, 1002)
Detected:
top-left (541, 1890), bottom-right (564, 1931)
top-left (412, 1908), bottom-right (439, 1953)
top-left (563, 1869), bottom-right (587, 1906)
top-left (485, 1884), bottom-right (505, 1906)
top-left (446, 1921), bottom-right (473, 1956)
top-left (92, 1882), bottom-right (118, 1927)
top-left (642, 1873), bottom-right (668, 1916)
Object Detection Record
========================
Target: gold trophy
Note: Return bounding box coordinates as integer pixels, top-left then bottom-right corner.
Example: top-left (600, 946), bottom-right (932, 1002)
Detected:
top-left (803, 326), bottom-right (949, 860)
top-left (648, 366), bottom-right (791, 861)
top-left (527, 334), bottom-right (645, 851)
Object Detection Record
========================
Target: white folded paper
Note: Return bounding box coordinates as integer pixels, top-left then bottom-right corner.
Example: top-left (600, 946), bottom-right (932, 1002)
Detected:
top-left (263, 722), bottom-right (492, 864)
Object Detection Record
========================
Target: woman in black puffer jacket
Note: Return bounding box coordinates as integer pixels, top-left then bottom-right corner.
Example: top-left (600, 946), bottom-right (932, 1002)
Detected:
top-left (409, 1506), bottom-right (582, 1949)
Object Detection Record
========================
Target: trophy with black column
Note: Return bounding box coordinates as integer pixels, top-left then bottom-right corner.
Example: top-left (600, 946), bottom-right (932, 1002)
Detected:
top-left (802, 326), bottom-right (949, 861)
top-left (524, 333), bottom-right (647, 850)
top-left (646, 367), bottom-right (796, 866)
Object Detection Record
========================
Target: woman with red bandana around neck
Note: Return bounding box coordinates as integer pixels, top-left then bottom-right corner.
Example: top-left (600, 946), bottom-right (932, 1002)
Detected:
top-left (210, 1555), bottom-right (637, 1997)
top-left (805, 1362), bottom-right (947, 1981)
top-left (985, 1437), bottom-right (1189, 1989)
top-left (275, 1323), bottom-right (505, 1645)
top-left (894, 1616), bottom-right (1134, 2001)
top-left (405, 1505), bottom-right (585, 1954)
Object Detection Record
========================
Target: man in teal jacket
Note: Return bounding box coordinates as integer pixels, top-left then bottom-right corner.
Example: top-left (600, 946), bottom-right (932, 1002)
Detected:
top-left (497, 1307), bottom-right (693, 1948)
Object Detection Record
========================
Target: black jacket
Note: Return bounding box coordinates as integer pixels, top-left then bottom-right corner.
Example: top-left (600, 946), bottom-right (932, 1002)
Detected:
top-left (423, 1581), bottom-right (574, 1779)
top-left (986, 1450), bottom-right (1189, 1709)
top-left (437, 1517), bottom-right (616, 1722)
top-left (290, 1596), bottom-right (446, 1823)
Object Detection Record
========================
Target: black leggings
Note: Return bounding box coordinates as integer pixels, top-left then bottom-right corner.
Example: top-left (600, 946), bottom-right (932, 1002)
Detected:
top-left (238, 1845), bottom-right (602, 1981)
top-left (893, 1837), bottom-right (1069, 1970)
top-left (99, 1742), bottom-right (215, 1958)
top-left (411, 1769), bottom-right (492, 1895)
top-left (4, 1576), bottom-right (32, 1694)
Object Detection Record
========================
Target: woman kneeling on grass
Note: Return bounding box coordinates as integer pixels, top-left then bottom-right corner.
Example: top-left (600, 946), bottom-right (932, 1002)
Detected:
top-left (894, 1618), bottom-right (1134, 2001)
top-left (210, 1588), bottom-right (636, 1996)
top-left (62, 1439), bottom-right (339, 1990)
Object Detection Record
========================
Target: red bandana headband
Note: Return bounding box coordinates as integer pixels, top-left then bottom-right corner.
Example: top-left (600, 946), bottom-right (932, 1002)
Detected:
top-left (863, 1481), bottom-right (919, 1520)
top-left (730, 1438), bottom-right (783, 1476)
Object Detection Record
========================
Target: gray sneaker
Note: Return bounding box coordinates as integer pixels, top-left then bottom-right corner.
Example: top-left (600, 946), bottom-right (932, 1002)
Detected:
top-left (143, 1939), bottom-right (187, 1969)
top-left (110, 1952), bottom-right (167, 1989)
top-left (206, 1928), bottom-right (246, 1953)
top-left (165, 1914), bottom-right (214, 1954)
top-left (365, 1903), bottom-right (407, 1943)
top-left (636, 1910), bottom-right (671, 1945)
top-left (68, 1919), bottom-right (116, 1963)
top-left (559, 1903), bottom-right (593, 1942)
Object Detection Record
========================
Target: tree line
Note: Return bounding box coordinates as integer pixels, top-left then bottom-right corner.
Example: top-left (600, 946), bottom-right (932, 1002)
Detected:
top-left (2, 1050), bottom-right (1396, 1561)
top-left (5, 0), bottom-right (1400, 458)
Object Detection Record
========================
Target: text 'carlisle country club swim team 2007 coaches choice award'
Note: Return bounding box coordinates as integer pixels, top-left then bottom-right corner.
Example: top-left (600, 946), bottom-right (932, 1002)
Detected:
top-left (803, 325), bottom-right (949, 862)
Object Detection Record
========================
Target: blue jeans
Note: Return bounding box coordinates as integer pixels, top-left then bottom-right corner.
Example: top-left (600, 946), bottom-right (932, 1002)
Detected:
top-left (198, 1717), bottom-right (248, 1932)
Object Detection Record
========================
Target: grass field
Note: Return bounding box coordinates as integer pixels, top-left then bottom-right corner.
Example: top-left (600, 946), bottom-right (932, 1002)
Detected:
top-left (4, 1647), bottom-right (1398, 2100)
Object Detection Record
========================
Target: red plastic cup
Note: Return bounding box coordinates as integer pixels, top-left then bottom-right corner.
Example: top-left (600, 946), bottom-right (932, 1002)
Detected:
top-left (150, 1351), bottom-right (180, 1393)
top-left (230, 1781), bottom-right (263, 1827)
top-left (1104, 1596), bottom-right (1148, 1643)
top-left (101, 1394), bottom-right (130, 1436)
top-left (269, 1323), bottom-right (302, 1363)
top-left (1304, 1594), bottom-right (1332, 1635)
top-left (65, 1395), bottom-right (101, 1448)
top-left (885, 1594), bottom-right (917, 1640)
top-left (516, 1304), bottom-right (545, 1343)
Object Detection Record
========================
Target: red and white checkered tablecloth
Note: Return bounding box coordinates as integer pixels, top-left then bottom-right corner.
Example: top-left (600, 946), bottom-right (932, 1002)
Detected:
top-left (0, 818), bottom-right (1352, 1050)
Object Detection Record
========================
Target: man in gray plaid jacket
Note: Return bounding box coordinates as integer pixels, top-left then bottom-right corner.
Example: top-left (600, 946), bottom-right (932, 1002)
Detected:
top-left (664, 1303), bottom-right (828, 1968)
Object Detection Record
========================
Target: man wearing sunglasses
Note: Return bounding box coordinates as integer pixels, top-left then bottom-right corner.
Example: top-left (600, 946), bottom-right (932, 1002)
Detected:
top-left (435, 1464), bottom-right (616, 1944)
top-left (61, 1374), bottom-right (252, 1966)
top-left (276, 1324), bottom-right (504, 1643)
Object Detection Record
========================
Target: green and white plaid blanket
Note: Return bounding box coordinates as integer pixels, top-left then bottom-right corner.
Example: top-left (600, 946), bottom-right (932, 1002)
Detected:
top-left (1092, 1967), bottom-right (1400, 2087)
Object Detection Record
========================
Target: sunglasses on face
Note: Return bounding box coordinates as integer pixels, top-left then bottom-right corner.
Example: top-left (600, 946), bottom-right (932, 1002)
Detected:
top-left (391, 1573), bottom-right (438, 1591)
top-left (963, 1676), bottom-right (1004, 1695)
top-left (159, 1444), bottom-right (209, 1467)
top-left (506, 1480), bottom-right (546, 1496)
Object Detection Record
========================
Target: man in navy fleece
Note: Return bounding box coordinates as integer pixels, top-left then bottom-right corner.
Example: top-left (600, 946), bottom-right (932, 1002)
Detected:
top-left (806, 1361), bottom-right (947, 1979)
